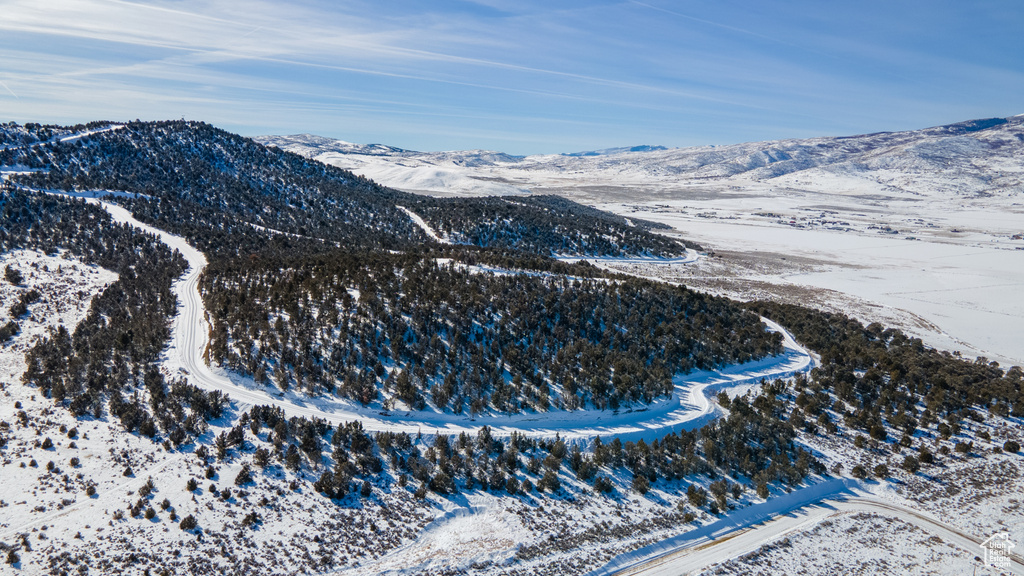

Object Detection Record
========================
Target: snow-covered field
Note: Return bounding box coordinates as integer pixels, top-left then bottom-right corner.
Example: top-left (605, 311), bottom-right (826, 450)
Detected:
top-left (4, 114), bottom-right (1023, 574)
top-left (599, 193), bottom-right (1024, 368)
top-left (0, 196), bottom-right (825, 575)
top-left (596, 487), bottom-right (1024, 576)
top-left (253, 121), bottom-right (1024, 575)
top-left (589, 400), bottom-right (1024, 576)
top-left (4, 199), bottom-right (1023, 576)
top-left (694, 511), bottom-right (980, 576)
top-left (0, 249), bottom-right (118, 392)
top-left (0, 244), bottom-right (805, 576)
top-left (0, 247), bottom-right (433, 574)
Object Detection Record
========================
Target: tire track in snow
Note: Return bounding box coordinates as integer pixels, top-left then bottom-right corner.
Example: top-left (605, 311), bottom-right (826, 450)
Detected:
top-left (0, 452), bottom-right (186, 542)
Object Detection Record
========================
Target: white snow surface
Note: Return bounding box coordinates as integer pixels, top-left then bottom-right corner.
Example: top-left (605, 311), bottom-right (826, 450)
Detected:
top-left (0, 250), bottom-right (118, 387)
top-left (4, 121), bottom-right (1023, 574)
top-left (590, 407), bottom-right (1024, 576)
top-left (0, 251), bottom-right (135, 541)
top-left (2, 192), bottom-right (1020, 576)
top-left (0, 124), bottom-right (123, 152)
top-left (258, 134), bottom-right (531, 197)
top-left (694, 512), bottom-right (980, 576)
top-left (606, 198), bottom-right (1024, 368)
top-left (342, 505), bottom-right (531, 575)
top-left (592, 486), bottom-right (1024, 576)
top-left (397, 205), bottom-right (450, 244)
top-left (258, 118), bottom-right (1024, 202)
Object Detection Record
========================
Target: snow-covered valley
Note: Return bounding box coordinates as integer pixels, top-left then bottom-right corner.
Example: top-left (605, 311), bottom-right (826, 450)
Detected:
top-left (249, 118), bottom-right (1024, 575)
top-left (4, 191), bottom-right (1016, 576)
top-left (2, 117), bottom-right (1024, 576)
top-left (0, 240), bottom-right (818, 576)
top-left (598, 198), bottom-right (1024, 368)
top-left (262, 116), bottom-right (1024, 367)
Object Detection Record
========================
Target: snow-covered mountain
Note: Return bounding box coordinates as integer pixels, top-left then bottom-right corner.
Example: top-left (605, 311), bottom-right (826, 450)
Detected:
top-left (259, 134), bottom-right (532, 196)
top-left (260, 133), bottom-right (412, 157)
top-left (259, 115), bottom-right (1024, 201)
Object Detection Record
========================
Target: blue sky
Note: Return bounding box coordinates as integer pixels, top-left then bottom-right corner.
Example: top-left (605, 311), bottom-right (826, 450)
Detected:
top-left (1, 0), bottom-right (1022, 154)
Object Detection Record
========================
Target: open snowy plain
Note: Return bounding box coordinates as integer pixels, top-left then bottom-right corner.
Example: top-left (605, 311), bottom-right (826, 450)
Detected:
top-left (599, 191), bottom-right (1024, 368)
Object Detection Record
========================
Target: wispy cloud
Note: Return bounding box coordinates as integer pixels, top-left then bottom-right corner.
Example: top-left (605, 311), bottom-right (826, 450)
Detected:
top-left (2, 0), bottom-right (731, 105)
top-left (1, 0), bottom-right (1022, 153)
top-left (629, 1), bottom-right (796, 48)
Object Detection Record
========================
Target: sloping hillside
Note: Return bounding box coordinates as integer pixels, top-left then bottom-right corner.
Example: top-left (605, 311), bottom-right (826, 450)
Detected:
top-left (2, 119), bottom-right (1024, 576)
top-left (2, 121), bottom-right (687, 258)
top-left (264, 115), bottom-right (1024, 200)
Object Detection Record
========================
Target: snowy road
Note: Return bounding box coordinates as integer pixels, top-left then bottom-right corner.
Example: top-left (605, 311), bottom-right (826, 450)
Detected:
top-left (556, 249), bottom-right (701, 266)
top-left (397, 204), bottom-right (450, 244)
top-left (93, 198), bottom-right (812, 441)
top-left (590, 484), bottom-right (1024, 576)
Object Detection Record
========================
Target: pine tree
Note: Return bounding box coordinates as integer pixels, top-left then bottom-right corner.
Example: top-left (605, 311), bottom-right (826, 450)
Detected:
top-left (179, 514), bottom-right (197, 531)
top-left (4, 265), bottom-right (23, 285)
top-left (234, 463), bottom-right (253, 486)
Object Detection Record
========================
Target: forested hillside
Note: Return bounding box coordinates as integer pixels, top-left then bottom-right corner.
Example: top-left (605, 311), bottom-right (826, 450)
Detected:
top-left (0, 120), bottom-right (762, 421)
top-left (4, 119), bottom-right (1024, 576)
top-left (2, 120), bottom-right (687, 258)
top-left (746, 301), bottom-right (1024, 437)
top-left (200, 250), bottom-right (780, 413)
top-left (1, 185), bottom-right (227, 440)
top-left (406, 195), bottom-right (695, 256)
top-left (0, 121), bottom-right (106, 149)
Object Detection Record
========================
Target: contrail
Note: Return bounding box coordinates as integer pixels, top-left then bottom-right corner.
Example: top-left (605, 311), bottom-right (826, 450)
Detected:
top-left (629, 0), bottom-right (797, 48)
top-left (0, 79), bottom-right (18, 99)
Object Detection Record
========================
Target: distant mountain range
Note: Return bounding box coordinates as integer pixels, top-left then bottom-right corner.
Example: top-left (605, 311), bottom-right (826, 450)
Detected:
top-left (259, 115), bottom-right (1024, 200)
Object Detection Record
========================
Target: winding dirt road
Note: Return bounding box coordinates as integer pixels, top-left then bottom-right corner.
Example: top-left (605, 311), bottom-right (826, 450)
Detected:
top-left (96, 199), bottom-right (812, 442)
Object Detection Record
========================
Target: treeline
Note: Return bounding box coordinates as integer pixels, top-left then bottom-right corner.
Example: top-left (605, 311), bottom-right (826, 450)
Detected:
top-left (0, 186), bottom-right (175, 271)
top-left (219, 399), bottom-right (814, 508)
top-left (199, 249), bottom-right (781, 413)
top-left (408, 195), bottom-right (694, 257)
top-left (0, 121), bottom-right (110, 149)
top-left (746, 301), bottom-right (1024, 442)
top-left (4, 120), bottom-right (687, 259)
top-left (1, 186), bottom-right (223, 442)
top-left (218, 301), bottom-right (1024, 507)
